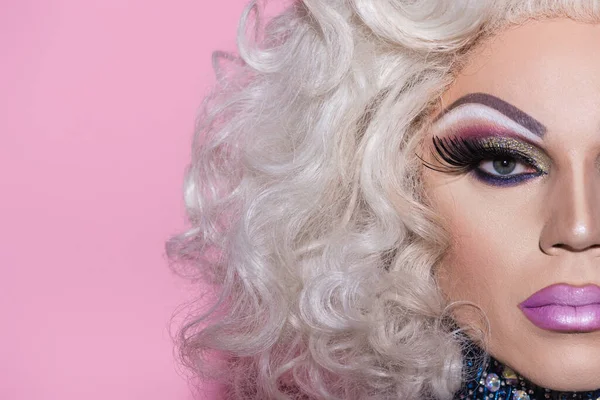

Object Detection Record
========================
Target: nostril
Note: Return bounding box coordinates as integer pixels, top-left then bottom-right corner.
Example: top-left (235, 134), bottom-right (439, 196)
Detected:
top-left (538, 220), bottom-right (600, 255)
top-left (550, 243), bottom-right (600, 252)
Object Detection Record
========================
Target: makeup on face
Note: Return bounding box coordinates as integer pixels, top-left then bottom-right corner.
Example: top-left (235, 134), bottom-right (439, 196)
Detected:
top-left (428, 135), bottom-right (549, 186)
top-left (429, 94), bottom-right (600, 329)
top-left (430, 94), bottom-right (600, 332)
top-left (427, 92), bottom-right (551, 187)
top-left (519, 284), bottom-right (600, 332)
top-left (434, 92), bottom-right (547, 138)
top-left (424, 19), bottom-right (600, 390)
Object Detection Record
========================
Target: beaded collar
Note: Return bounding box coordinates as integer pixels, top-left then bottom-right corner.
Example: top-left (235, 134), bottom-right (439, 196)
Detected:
top-left (457, 355), bottom-right (600, 400)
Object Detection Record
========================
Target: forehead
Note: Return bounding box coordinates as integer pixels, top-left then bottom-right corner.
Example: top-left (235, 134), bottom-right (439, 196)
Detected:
top-left (442, 19), bottom-right (600, 136)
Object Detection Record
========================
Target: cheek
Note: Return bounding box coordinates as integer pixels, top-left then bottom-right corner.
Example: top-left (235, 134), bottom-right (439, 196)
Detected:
top-left (432, 186), bottom-right (542, 330)
top-left (439, 220), bottom-right (511, 305)
top-left (437, 215), bottom-right (510, 327)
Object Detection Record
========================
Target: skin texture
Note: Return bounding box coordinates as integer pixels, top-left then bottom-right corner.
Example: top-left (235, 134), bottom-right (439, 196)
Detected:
top-left (424, 19), bottom-right (600, 391)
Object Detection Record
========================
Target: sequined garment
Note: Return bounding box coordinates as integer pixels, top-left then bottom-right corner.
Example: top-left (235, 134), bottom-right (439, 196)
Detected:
top-left (457, 356), bottom-right (600, 400)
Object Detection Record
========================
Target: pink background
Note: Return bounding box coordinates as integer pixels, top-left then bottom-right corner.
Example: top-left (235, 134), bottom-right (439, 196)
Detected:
top-left (1, 1), bottom-right (248, 399)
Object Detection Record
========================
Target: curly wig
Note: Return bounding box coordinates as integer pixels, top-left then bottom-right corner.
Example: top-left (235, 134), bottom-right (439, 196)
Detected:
top-left (166, 1), bottom-right (600, 399)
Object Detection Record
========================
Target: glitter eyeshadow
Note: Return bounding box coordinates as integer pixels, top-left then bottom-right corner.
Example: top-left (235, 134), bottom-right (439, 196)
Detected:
top-left (472, 136), bottom-right (550, 174)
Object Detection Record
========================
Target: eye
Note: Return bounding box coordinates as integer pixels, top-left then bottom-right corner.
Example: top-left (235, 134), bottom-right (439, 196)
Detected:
top-left (478, 156), bottom-right (537, 177)
top-left (473, 154), bottom-right (543, 186)
top-left (426, 135), bottom-right (550, 187)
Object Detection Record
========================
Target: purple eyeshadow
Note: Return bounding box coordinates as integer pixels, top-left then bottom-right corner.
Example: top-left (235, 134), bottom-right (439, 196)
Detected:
top-left (472, 169), bottom-right (543, 187)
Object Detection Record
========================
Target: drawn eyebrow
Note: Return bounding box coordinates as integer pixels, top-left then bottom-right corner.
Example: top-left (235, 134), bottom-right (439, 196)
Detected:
top-left (435, 92), bottom-right (547, 138)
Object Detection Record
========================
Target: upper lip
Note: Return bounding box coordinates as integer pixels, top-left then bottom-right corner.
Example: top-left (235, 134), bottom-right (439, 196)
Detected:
top-left (519, 283), bottom-right (600, 308)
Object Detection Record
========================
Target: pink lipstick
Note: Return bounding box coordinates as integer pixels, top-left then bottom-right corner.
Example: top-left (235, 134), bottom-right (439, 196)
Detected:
top-left (519, 284), bottom-right (600, 332)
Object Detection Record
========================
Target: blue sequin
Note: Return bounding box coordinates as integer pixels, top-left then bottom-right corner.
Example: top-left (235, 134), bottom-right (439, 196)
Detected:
top-left (457, 350), bottom-right (600, 400)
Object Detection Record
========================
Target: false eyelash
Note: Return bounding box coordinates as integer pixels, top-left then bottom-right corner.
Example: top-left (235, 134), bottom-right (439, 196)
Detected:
top-left (422, 135), bottom-right (540, 175)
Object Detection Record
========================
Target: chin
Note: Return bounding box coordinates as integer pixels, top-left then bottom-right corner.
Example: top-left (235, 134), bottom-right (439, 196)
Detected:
top-left (527, 367), bottom-right (600, 392)
top-left (495, 334), bottom-right (600, 391)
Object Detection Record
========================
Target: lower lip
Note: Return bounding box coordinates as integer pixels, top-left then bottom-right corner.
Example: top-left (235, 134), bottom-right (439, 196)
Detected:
top-left (520, 304), bottom-right (600, 332)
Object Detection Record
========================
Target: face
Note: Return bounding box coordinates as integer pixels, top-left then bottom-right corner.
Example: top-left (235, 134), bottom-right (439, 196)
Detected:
top-left (423, 19), bottom-right (600, 391)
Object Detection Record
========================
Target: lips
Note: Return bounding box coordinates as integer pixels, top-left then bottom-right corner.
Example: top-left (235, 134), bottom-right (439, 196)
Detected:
top-left (519, 284), bottom-right (600, 332)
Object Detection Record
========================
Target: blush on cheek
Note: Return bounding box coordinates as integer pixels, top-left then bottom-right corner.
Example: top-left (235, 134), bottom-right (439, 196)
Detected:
top-left (435, 228), bottom-right (502, 341)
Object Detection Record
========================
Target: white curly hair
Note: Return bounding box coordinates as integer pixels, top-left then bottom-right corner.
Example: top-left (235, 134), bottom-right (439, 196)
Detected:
top-left (166, 1), bottom-right (600, 399)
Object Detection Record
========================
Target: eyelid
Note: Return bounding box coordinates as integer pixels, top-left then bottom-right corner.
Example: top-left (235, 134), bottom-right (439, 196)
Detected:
top-left (431, 103), bottom-right (544, 146)
top-left (470, 136), bottom-right (550, 172)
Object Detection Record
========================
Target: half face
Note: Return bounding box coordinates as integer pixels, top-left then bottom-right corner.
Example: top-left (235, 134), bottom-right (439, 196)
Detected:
top-left (423, 19), bottom-right (600, 390)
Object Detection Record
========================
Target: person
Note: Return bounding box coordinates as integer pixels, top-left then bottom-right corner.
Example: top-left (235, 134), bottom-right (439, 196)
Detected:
top-left (166, 1), bottom-right (600, 399)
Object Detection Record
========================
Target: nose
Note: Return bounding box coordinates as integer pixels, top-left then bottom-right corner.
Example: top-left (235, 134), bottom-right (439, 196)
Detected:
top-left (539, 166), bottom-right (600, 255)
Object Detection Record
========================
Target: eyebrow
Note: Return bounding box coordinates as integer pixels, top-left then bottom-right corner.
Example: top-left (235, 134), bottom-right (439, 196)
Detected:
top-left (435, 92), bottom-right (547, 138)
